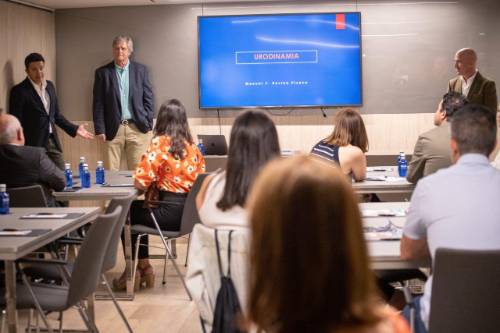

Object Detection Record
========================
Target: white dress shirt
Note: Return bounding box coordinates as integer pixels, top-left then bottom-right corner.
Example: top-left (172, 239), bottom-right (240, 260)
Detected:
top-left (460, 70), bottom-right (478, 97)
top-left (29, 78), bottom-right (52, 133)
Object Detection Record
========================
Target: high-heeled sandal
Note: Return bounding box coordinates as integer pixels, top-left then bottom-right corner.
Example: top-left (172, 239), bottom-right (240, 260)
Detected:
top-left (112, 270), bottom-right (141, 292)
top-left (139, 264), bottom-right (155, 289)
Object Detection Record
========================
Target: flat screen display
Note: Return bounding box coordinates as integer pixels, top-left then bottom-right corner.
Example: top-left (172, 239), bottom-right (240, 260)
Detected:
top-left (198, 12), bottom-right (362, 109)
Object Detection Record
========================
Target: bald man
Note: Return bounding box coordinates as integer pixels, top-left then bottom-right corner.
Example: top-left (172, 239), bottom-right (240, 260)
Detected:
top-left (0, 114), bottom-right (65, 206)
top-left (448, 48), bottom-right (497, 113)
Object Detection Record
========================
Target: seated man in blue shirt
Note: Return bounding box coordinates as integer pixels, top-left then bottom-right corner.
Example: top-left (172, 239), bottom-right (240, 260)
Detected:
top-left (400, 104), bottom-right (500, 333)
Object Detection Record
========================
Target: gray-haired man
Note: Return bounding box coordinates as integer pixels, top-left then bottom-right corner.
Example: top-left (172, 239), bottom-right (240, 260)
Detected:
top-left (93, 35), bottom-right (154, 171)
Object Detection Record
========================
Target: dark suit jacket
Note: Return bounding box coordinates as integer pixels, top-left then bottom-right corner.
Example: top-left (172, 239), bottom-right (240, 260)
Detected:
top-left (92, 61), bottom-right (154, 141)
top-left (0, 144), bottom-right (66, 202)
top-left (9, 78), bottom-right (78, 152)
top-left (448, 72), bottom-right (498, 113)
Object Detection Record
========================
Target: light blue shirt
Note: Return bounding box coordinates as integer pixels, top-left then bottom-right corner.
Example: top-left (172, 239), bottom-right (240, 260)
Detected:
top-left (115, 62), bottom-right (132, 121)
top-left (404, 153), bottom-right (500, 328)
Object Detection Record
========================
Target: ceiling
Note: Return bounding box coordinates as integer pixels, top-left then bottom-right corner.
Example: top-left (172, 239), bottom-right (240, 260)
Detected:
top-left (12, 0), bottom-right (291, 10)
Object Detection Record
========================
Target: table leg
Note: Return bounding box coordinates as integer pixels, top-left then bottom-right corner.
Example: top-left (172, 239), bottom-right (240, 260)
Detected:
top-left (87, 293), bottom-right (95, 323)
top-left (124, 219), bottom-right (134, 298)
top-left (5, 260), bottom-right (18, 333)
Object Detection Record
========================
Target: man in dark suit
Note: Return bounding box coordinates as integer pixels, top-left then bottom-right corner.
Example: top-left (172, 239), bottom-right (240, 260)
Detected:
top-left (448, 48), bottom-right (497, 113)
top-left (0, 113), bottom-right (65, 206)
top-left (9, 53), bottom-right (93, 170)
top-left (92, 35), bottom-right (154, 171)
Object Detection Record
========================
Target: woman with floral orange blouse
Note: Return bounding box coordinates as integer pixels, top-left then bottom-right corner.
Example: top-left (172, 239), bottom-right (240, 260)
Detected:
top-left (114, 99), bottom-right (205, 291)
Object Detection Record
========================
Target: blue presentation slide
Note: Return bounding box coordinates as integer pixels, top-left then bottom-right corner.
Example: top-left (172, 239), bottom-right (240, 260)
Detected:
top-left (198, 12), bottom-right (362, 109)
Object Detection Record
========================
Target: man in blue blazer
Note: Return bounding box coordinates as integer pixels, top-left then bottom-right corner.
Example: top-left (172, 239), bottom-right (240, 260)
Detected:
top-left (9, 53), bottom-right (94, 170)
top-left (92, 35), bottom-right (154, 171)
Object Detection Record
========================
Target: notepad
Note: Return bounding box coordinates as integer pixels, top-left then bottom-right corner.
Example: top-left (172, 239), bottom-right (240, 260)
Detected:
top-left (21, 213), bottom-right (68, 219)
top-left (101, 183), bottom-right (133, 187)
top-left (364, 230), bottom-right (402, 241)
top-left (362, 209), bottom-right (406, 217)
top-left (367, 167), bottom-right (394, 172)
top-left (0, 229), bottom-right (32, 236)
top-left (365, 176), bottom-right (405, 182)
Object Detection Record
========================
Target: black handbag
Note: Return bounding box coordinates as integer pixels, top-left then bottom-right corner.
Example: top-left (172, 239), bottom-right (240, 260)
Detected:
top-left (142, 181), bottom-right (160, 209)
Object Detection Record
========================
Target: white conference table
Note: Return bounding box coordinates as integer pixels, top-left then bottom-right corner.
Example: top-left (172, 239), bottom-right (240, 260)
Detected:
top-left (0, 207), bottom-right (100, 333)
top-left (204, 156), bottom-right (415, 195)
top-left (53, 171), bottom-right (136, 201)
top-left (353, 166), bottom-right (415, 195)
top-left (361, 201), bottom-right (430, 270)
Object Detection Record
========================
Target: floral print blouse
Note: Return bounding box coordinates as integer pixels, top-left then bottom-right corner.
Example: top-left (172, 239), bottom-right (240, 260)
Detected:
top-left (134, 135), bottom-right (206, 193)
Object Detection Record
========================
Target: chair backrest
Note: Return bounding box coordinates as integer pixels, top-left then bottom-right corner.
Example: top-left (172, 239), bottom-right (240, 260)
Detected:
top-left (66, 206), bottom-right (122, 307)
top-left (178, 173), bottom-right (209, 236)
top-left (185, 223), bottom-right (250, 330)
top-left (102, 192), bottom-right (136, 272)
top-left (7, 185), bottom-right (48, 207)
top-left (428, 248), bottom-right (500, 333)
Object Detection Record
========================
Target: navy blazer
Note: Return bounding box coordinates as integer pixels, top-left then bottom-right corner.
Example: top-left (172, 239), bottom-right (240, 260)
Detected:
top-left (92, 61), bottom-right (154, 141)
top-left (9, 78), bottom-right (78, 152)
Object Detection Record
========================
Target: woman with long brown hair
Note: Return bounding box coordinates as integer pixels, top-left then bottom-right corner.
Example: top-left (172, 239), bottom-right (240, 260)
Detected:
top-left (311, 108), bottom-right (368, 181)
top-left (196, 110), bottom-right (280, 229)
top-left (114, 99), bottom-right (205, 290)
top-left (246, 155), bottom-right (409, 333)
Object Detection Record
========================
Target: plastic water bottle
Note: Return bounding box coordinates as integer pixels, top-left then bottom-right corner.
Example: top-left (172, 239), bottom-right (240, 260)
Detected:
top-left (197, 138), bottom-right (206, 155)
top-left (82, 164), bottom-right (91, 188)
top-left (64, 163), bottom-right (73, 188)
top-left (397, 151), bottom-right (405, 164)
top-left (0, 184), bottom-right (10, 215)
top-left (398, 154), bottom-right (408, 177)
top-left (78, 156), bottom-right (86, 179)
top-left (96, 161), bottom-right (105, 185)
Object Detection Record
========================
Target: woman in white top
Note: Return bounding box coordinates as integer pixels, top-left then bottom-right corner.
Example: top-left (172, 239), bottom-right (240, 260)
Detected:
top-left (196, 110), bottom-right (281, 229)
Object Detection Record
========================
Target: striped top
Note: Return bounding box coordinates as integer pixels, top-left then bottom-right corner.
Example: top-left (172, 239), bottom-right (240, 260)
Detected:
top-left (310, 140), bottom-right (340, 164)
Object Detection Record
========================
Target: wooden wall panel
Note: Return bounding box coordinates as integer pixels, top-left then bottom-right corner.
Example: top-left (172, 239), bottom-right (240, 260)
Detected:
top-left (61, 112), bottom-right (500, 171)
top-left (0, 2), bottom-right (55, 112)
top-left (60, 113), bottom-right (436, 169)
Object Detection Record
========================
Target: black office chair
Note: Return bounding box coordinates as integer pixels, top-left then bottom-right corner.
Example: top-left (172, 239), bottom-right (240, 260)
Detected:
top-left (7, 184), bottom-right (48, 207)
top-left (131, 173), bottom-right (208, 299)
top-left (427, 248), bottom-right (500, 333)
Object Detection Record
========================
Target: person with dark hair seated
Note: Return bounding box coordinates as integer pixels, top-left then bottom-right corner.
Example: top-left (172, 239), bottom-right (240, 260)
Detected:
top-left (246, 155), bottom-right (410, 333)
top-left (401, 104), bottom-right (500, 333)
top-left (311, 108), bottom-right (368, 181)
top-left (114, 99), bottom-right (205, 291)
top-left (196, 110), bottom-right (280, 230)
top-left (376, 92), bottom-right (470, 304)
top-left (407, 92), bottom-right (469, 183)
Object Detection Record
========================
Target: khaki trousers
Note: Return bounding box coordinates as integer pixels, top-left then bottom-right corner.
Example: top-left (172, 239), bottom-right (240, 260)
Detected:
top-left (107, 122), bottom-right (151, 171)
